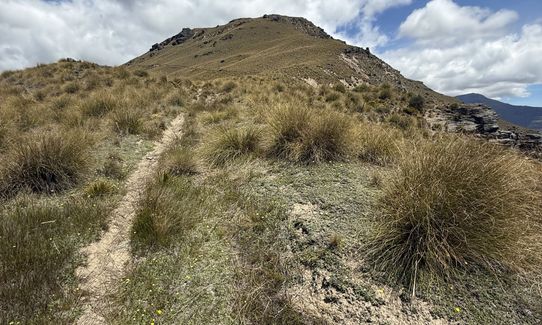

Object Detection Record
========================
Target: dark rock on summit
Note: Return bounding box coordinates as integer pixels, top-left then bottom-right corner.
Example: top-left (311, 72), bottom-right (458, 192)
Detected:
top-left (262, 14), bottom-right (331, 39)
top-left (150, 28), bottom-right (195, 51)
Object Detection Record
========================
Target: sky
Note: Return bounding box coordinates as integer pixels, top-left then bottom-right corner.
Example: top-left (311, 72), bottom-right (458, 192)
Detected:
top-left (1, 0), bottom-right (541, 106)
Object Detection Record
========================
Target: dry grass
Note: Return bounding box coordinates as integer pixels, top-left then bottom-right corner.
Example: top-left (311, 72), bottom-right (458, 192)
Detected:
top-left (110, 108), bottom-right (143, 135)
top-left (0, 196), bottom-right (110, 323)
top-left (203, 126), bottom-right (262, 166)
top-left (266, 103), bottom-right (356, 163)
top-left (0, 130), bottom-right (92, 196)
top-left (80, 91), bottom-right (120, 117)
top-left (131, 174), bottom-right (205, 252)
top-left (159, 146), bottom-right (198, 175)
top-left (354, 123), bottom-right (402, 165)
top-left (366, 135), bottom-right (542, 291)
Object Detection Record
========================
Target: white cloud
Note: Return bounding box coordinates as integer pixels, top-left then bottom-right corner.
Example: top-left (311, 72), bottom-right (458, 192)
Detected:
top-left (382, 0), bottom-right (542, 99)
top-left (0, 0), bottom-right (369, 71)
top-left (399, 0), bottom-right (518, 43)
top-left (337, 0), bottom-right (413, 48)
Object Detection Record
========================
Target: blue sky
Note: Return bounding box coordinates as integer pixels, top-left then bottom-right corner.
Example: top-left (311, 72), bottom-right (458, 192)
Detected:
top-left (1, 0), bottom-right (541, 106)
top-left (361, 0), bottom-right (542, 106)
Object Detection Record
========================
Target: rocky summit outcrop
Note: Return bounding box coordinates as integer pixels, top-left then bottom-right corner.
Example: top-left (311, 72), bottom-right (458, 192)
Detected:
top-left (261, 14), bottom-right (331, 39)
top-left (150, 28), bottom-right (194, 51)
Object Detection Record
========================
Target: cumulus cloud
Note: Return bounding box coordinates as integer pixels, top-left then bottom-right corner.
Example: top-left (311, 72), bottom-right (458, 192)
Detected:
top-left (382, 0), bottom-right (542, 98)
top-left (337, 0), bottom-right (413, 48)
top-left (0, 0), bottom-right (373, 71)
top-left (399, 0), bottom-right (518, 43)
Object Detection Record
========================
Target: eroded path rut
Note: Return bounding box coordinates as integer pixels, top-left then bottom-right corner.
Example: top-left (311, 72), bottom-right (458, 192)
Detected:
top-left (76, 115), bottom-right (185, 324)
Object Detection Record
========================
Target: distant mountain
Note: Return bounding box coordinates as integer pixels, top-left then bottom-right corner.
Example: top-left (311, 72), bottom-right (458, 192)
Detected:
top-left (457, 93), bottom-right (542, 131)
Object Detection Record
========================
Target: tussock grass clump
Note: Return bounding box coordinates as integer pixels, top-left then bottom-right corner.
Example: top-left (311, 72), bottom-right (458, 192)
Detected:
top-left (160, 147), bottom-right (198, 175)
top-left (110, 108), bottom-right (143, 135)
top-left (0, 131), bottom-right (91, 196)
top-left (84, 178), bottom-right (118, 198)
top-left (80, 92), bottom-right (119, 117)
top-left (203, 126), bottom-right (262, 166)
top-left (267, 104), bottom-right (355, 163)
top-left (221, 80), bottom-right (237, 93)
top-left (131, 175), bottom-right (205, 252)
top-left (366, 136), bottom-right (542, 290)
top-left (354, 123), bottom-right (401, 165)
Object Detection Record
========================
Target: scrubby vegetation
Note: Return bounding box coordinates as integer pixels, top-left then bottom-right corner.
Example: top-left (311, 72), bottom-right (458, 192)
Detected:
top-left (1, 59), bottom-right (541, 324)
top-left (366, 136), bottom-right (542, 290)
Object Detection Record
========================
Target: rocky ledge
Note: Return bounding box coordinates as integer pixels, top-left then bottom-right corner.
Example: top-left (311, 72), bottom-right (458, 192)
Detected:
top-left (430, 104), bottom-right (542, 153)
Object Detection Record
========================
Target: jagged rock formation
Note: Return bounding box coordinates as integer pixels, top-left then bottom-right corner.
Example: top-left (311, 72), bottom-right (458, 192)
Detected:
top-left (430, 103), bottom-right (542, 152)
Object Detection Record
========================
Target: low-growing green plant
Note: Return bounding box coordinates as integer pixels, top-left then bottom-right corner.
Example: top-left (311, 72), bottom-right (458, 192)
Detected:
top-left (84, 178), bottom-right (118, 198)
top-left (366, 136), bottom-right (542, 291)
top-left (99, 154), bottom-right (125, 180)
top-left (0, 196), bottom-right (109, 323)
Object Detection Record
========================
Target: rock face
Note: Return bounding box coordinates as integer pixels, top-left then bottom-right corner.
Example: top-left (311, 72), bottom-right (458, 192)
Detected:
top-left (430, 103), bottom-right (542, 153)
top-left (150, 28), bottom-right (195, 51)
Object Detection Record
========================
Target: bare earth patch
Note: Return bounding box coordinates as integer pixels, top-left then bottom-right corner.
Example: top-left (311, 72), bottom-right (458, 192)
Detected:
top-left (75, 115), bottom-right (185, 324)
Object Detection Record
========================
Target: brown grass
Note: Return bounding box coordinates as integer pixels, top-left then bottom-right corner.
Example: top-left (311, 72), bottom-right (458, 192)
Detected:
top-left (366, 136), bottom-right (542, 291)
top-left (0, 130), bottom-right (92, 196)
top-left (266, 103), bottom-right (355, 163)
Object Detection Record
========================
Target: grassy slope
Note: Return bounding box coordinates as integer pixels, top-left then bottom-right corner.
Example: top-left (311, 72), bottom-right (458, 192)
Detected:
top-left (127, 16), bottom-right (454, 106)
top-left (104, 79), bottom-right (541, 324)
top-left (0, 61), bottom-right (188, 324)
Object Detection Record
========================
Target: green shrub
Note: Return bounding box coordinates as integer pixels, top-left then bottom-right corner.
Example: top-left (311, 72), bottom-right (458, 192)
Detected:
top-left (408, 94), bottom-right (425, 113)
top-left (365, 136), bottom-right (542, 289)
top-left (333, 83), bottom-right (347, 93)
top-left (0, 131), bottom-right (91, 196)
top-left (203, 126), bottom-right (262, 166)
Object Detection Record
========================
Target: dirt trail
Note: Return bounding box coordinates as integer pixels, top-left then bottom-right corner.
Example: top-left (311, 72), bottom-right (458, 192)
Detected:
top-left (75, 115), bottom-right (184, 324)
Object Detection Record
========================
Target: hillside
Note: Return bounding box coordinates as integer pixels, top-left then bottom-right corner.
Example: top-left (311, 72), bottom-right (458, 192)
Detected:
top-left (1, 15), bottom-right (542, 325)
top-left (458, 93), bottom-right (542, 131)
top-left (127, 14), bottom-right (453, 105)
